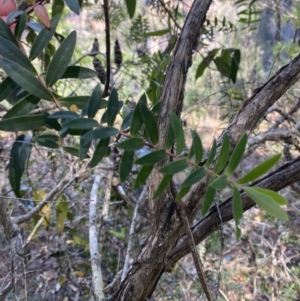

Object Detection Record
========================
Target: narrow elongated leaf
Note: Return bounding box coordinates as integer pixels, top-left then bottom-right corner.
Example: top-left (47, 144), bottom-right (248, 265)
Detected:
top-left (3, 95), bottom-right (40, 119)
top-left (159, 159), bottom-right (188, 174)
top-left (34, 135), bottom-right (60, 149)
top-left (244, 187), bottom-right (288, 221)
top-left (230, 49), bottom-right (241, 84)
top-left (181, 167), bottom-right (206, 187)
top-left (166, 122), bottom-right (175, 149)
top-left (233, 187), bottom-right (242, 239)
top-left (119, 151), bottom-right (134, 182)
top-left (59, 96), bottom-right (89, 109)
top-left (117, 138), bottom-right (144, 151)
top-left (63, 146), bottom-right (84, 157)
top-left (0, 37), bottom-right (36, 73)
top-left (0, 17), bottom-right (18, 46)
top-left (63, 118), bottom-right (99, 129)
top-left (121, 111), bottom-right (133, 130)
top-left (214, 133), bottom-right (230, 173)
top-left (175, 186), bottom-right (191, 201)
top-left (201, 186), bottom-right (216, 216)
top-left (225, 133), bottom-right (247, 175)
top-left (250, 187), bottom-right (287, 205)
top-left (106, 88), bottom-right (119, 126)
top-left (52, 0), bottom-right (64, 17)
top-left (140, 102), bottom-right (159, 145)
top-left (0, 115), bottom-right (46, 131)
top-left (170, 111), bottom-right (185, 155)
top-left (61, 66), bottom-right (97, 79)
top-left (210, 174), bottom-right (227, 190)
top-left (135, 149), bottom-right (166, 165)
top-left (205, 139), bottom-right (217, 167)
top-left (49, 111), bottom-right (79, 119)
top-left (43, 111), bottom-right (61, 131)
top-left (29, 14), bottom-right (60, 60)
top-left (90, 138), bottom-right (110, 167)
top-left (142, 29), bottom-right (170, 37)
top-left (79, 130), bottom-right (91, 160)
top-left (152, 174), bottom-right (173, 199)
top-left (64, 0), bottom-right (80, 15)
top-left (133, 165), bottom-right (154, 189)
top-left (101, 101), bottom-right (123, 124)
top-left (125, 0), bottom-right (136, 19)
top-left (190, 130), bottom-right (203, 164)
top-left (130, 95), bottom-right (145, 135)
top-left (46, 30), bottom-right (77, 86)
top-left (0, 77), bottom-right (15, 101)
top-left (81, 127), bottom-right (119, 143)
top-left (0, 58), bottom-right (53, 100)
top-left (15, 12), bottom-right (27, 40)
top-left (195, 48), bottom-right (219, 80)
top-left (87, 84), bottom-right (102, 118)
top-left (9, 135), bottom-right (32, 198)
top-left (237, 154), bottom-right (281, 184)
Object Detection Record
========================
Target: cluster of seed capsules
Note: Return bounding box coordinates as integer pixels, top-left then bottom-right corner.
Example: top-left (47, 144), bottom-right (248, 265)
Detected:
top-left (91, 38), bottom-right (123, 85)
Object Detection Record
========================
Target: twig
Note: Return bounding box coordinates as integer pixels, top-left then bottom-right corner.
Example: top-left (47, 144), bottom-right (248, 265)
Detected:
top-left (176, 201), bottom-right (214, 301)
top-left (121, 185), bottom-right (147, 281)
top-left (89, 175), bottom-right (105, 301)
top-left (102, 0), bottom-right (111, 98)
top-left (157, 0), bottom-right (182, 31)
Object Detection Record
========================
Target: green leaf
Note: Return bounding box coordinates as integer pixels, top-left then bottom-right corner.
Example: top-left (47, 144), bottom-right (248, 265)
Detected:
top-left (121, 111), bottom-right (133, 130)
top-left (135, 149), bottom-right (166, 166)
top-left (34, 134), bottom-right (60, 149)
top-left (117, 138), bottom-right (144, 151)
top-left (101, 101), bottom-right (123, 124)
top-left (125, 0), bottom-right (136, 18)
top-left (63, 118), bottom-right (99, 129)
top-left (0, 37), bottom-right (36, 73)
top-left (87, 84), bottom-right (102, 119)
top-left (140, 102), bottom-right (159, 145)
top-left (214, 133), bottom-right (230, 174)
top-left (90, 138), bottom-right (110, 167)
top-left (166, 121), bottom-right (175, 149)
top-left (244, 187), bottom-right (288, 221)
top-left (52, 0), bottom-right (65, 17)
top-left (0, 17), bottom-right (18, 46)
top-left (106, 88), bottom-right (119, 126)
top-left (59, 96), bottom-right (90, 109)
top-left (64, 0), bottom-right (80, 15)
top-left (43, 111), bottom-right (62, 131)
top-left (210, 174), bottom-right (227, 190)
top-left (159, 159), bottom-right (188, 174)
top-left (249, 187), bottom-right (287, 205)
top-left (130, 95), bottom-right (145, 135)
top-left (133, 165), bottom-right (154, 189)
top-left (142, 29), bottom-right (170, 37)
top-left (29, 14), bottom-right (61, 60)
top-left (237, 154), bottom-right (281, 184)
top-left (0, 115), bottom-right (46, 131)
top-left (230, 49), bottom-right (241, 83)
top-left (15, 12), bottom-right (27, 40)
top-left (233, 187), bottom-right (242, 239)
top-left (79, 130), bottom-right (91, 160)
top-left (170, 111), bottom-right (185, 155)
top-left (0, 58), bottom-right (53, 100)
top-left (119, 151), bottom-right (134, 182)
top-left (81, 127), bottom-right (119, 143)
top-left (46, 30), bottom-right (77, 87)
top-left (195, 48), bottom-right (219, 80)
top-left (152, 174), bottom-right (173, 199)
top-left (181, 167), bottom-right (206, 187)
top-left (63, 146), bottom-right (86, 158)
top-left (3, 95), bottom-right (40, 119)
top-left (201, 186), bottom-right (216, 216)
top-left (190, 130), bottom-right (203, 164)
top-left (225, 133), bottom-right (247, 175)
top-left (175, 186), bottom-right (191, 201)
top-left (61, 66), bottom-right (97, 79)
top-left (205, 139), bottom-right (217, 167)
top-left (49, 111), bottom-right (79, 120)
top-left (0, 77), bottom-right (15, 101)
top-left (9, 135), bottom-right (32, 198)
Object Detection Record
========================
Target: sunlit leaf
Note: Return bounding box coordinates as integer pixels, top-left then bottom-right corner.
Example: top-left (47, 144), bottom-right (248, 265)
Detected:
top-left (237, 154), bottom-right (281, 184)
top-left (244, 187), bottom-right (288, 221)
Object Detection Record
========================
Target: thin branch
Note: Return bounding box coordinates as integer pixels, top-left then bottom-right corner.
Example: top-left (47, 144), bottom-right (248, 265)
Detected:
top-left (121, 185), bottom-right (147, 281)
top-left (176, 201), bottom-right (213, 301)
top-left (89, 175), bottom-right (105, 301)
top-left (157, 0), bottom-right (182, 30)
top-left (102, 0), bottom-right (111, 98)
